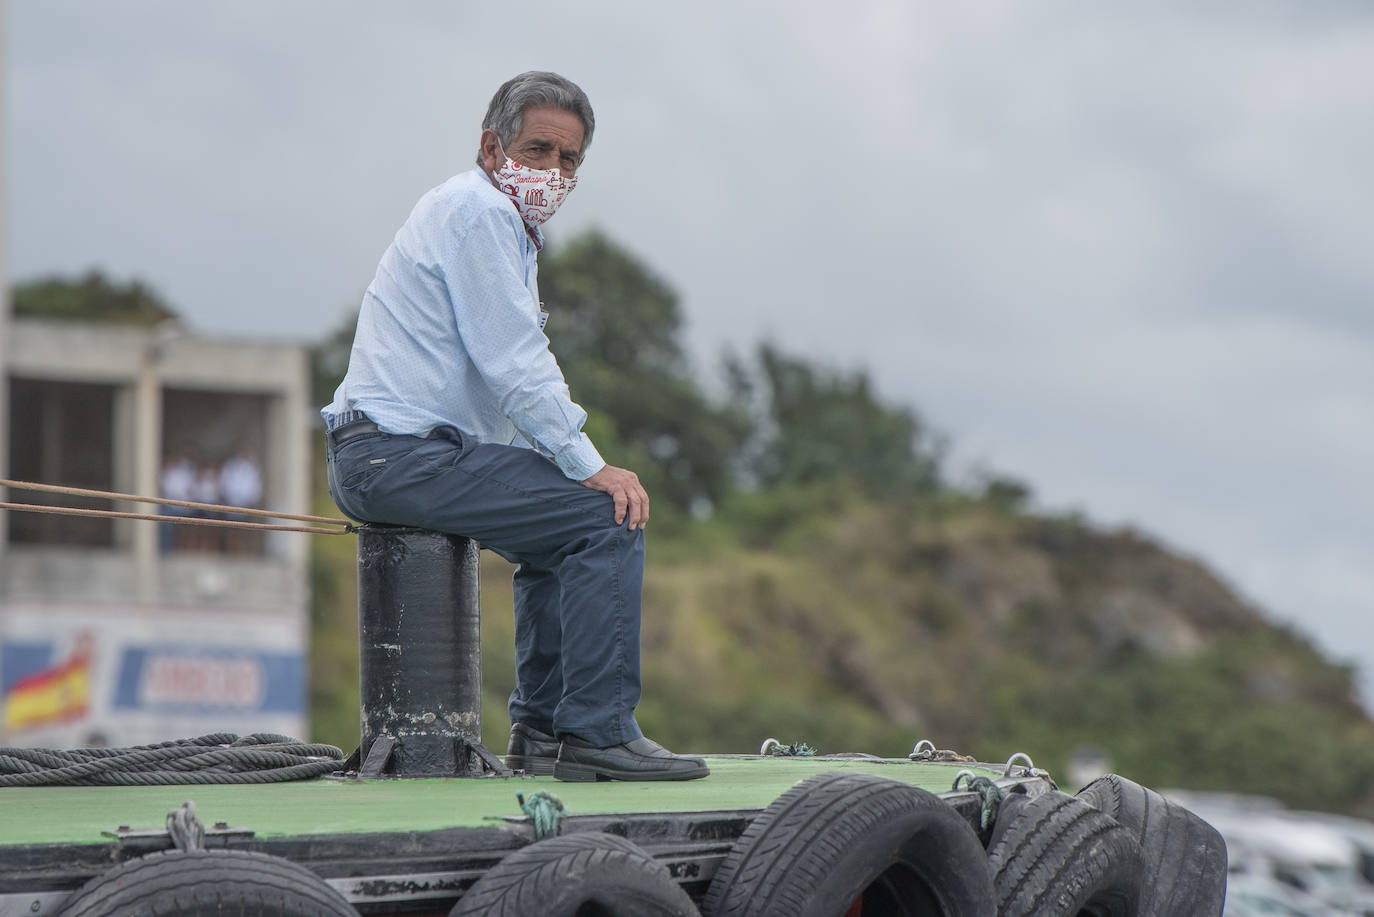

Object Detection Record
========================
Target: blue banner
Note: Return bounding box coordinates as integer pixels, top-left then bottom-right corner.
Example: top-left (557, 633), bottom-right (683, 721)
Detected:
top-left (112, 646), bottom-right (304, 715)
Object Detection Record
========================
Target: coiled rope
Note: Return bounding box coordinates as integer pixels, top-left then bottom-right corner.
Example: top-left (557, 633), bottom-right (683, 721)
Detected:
top-left (0, 733), bottom-right (345, 787)
top-left (0, 478), bottom-right (355, 535)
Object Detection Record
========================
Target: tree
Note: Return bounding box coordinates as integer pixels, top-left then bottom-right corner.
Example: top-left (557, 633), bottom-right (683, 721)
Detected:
top-left (311, 309), bottom-right (358, 410)
top-left (733, 343), bottom-right (942, 499)
top-left (539, 230), bottom-right (749, 515)
top-left (13, 270), bottom-right (179, 325)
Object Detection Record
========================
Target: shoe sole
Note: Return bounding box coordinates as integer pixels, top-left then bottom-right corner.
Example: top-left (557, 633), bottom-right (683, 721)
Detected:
top-left (554, 760), bottom-right (710, 783)
top-left (504, 754), bottom-right (557, 777)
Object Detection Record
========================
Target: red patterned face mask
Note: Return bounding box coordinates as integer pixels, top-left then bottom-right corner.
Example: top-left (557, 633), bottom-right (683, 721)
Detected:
top-left (490, 143), bottom-right (578, 227)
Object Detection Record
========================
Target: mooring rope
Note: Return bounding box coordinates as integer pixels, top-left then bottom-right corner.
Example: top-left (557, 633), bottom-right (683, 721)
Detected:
top-left (952, 769), bottom-right (1006, 840)
top-left (0, 501), bottom-right (351, 535)
top-left (0, 478), bottom-right (355, 535)
top-left (517, 790), bottom-right (568, 840)
top-left (759, 738), bottom-right (817, 757)
top-left (0, 733), bottom-right (346, 787)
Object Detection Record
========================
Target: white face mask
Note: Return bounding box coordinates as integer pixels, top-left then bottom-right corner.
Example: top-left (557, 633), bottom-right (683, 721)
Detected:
top-left (490, 143), bottom-right (578, 227)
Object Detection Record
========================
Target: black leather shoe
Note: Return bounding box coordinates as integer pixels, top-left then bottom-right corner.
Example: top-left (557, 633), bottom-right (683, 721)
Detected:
top-left (505, 723), bottom-right (559, 776)
top-left (554, 735), bottom-right (710, 782)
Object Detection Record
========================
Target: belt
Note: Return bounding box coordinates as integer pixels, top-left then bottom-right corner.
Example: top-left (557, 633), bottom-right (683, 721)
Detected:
top-left (329, 419), bottom-right (380, 446)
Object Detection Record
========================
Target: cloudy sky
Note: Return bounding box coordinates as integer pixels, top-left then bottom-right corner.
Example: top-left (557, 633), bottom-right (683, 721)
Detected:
top-left (7, 3), bottom-right (1373, 701)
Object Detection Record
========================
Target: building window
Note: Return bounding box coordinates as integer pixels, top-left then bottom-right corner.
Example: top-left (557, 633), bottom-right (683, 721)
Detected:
top-left (7, 378), bottom-right (116, 547)
top-left (161, 389), bottom-right (269, 554)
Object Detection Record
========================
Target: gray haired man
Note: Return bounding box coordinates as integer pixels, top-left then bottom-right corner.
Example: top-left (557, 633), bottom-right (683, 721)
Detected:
top-left (323, 72), bottom-right (707, 782)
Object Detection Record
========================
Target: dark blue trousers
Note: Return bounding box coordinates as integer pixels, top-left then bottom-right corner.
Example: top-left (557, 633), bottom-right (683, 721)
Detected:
top-left (326, 425), bottom-right (644, 747)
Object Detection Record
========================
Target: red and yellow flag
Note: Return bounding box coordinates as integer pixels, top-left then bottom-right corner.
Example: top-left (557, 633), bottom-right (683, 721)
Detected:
top-left (2, 652), bottom-right (91, 732)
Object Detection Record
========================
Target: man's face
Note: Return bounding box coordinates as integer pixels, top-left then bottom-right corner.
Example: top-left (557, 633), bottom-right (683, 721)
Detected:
top-left (481, 106), bottom-right (585, 179)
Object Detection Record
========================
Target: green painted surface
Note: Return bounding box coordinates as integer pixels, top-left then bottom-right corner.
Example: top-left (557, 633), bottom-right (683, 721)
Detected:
top-left (0, 756), bottom-right (1000, 847)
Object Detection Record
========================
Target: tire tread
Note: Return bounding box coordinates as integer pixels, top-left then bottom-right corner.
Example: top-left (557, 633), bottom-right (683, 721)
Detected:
top-left (703, 771), bottom-right (993, 917)
top-left (57, 849), bottom-right (356, 917)
top-left (988, 791), bottom-right (1143, 917)
top-left (448, 831), bottom-right (697, 917)
top-left (1078, 774), bottom-right (1227, 917)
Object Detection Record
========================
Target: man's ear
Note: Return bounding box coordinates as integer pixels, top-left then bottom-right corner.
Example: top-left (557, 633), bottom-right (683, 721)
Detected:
top-left (479, 129), bottom-right (501, 173)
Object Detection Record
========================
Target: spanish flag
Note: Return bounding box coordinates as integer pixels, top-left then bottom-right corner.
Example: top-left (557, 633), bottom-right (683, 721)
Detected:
top-left (2, 650), bottom-right (91, 732)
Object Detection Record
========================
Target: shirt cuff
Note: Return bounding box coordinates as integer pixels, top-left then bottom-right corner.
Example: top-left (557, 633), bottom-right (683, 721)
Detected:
top-left (555, 434), bottom-right (606, 481)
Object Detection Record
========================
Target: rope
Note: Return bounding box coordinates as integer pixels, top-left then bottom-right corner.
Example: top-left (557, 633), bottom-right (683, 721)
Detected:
top-left (517, 790), bottom-right (567, 840)
top-left (0, 501), bottom-right (353, 535)
top-left (908, 739), bottom-right (975, 763)
top-left (0, 478), bottom-right (352, 527)
top-left (952, 770), bottom-right (1005, 838)
top-left (759, 738), bottom-right (816, 757)
top-left (0, 733), bottom-right (345, 787)
top-left (0, 478), bottom-right (354, 535)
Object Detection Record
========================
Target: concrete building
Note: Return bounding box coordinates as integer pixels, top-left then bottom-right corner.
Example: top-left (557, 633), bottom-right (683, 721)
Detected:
top-left (0, 1), bottom-right (315, 745)
top-left (0, 317), bottom-right (313, 746)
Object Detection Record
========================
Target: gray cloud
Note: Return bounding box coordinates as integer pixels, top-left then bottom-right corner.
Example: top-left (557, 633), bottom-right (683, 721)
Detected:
top-left (9, 1), bottom-right (1374, 700)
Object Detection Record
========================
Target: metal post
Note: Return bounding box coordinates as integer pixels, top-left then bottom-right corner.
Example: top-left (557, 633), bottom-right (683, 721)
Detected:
top-left (354, 525), bottom-right (507, 777)
top-left (0, 0), bottom-right (10, 572)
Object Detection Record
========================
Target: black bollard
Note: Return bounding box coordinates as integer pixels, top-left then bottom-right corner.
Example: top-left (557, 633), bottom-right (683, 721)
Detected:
top-left (354, 525), bottom-right (509, 778)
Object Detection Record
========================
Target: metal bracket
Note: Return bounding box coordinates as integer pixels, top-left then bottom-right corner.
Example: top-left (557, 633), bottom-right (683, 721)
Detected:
top-left (467, 740), bottom-right (513, 778)
top-left (1002, 752), bottom-right (1035, 776)
top-left (909, 739), bottom-right (937, 759)
top-left (360, 735), bottom-right (398, 778)
top-left (356, 734), bottom-right (512, 779)
top-left (0, 890), bottom-right (71, 916)
top-left (102, 822), bottom-right (255, 844)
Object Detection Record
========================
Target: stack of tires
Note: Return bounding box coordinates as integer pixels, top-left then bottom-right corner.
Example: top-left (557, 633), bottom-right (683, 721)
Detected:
top-left (52, 772), bottom-right (1227, 916)
top-left (451, 771), bottom-right (1228, 917)
top-left (985, 774), bottom-right (1229, 916)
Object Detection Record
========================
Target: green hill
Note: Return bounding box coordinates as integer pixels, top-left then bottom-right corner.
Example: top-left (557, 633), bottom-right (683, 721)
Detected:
top-left (309, 478), bottom-right (1374, 817)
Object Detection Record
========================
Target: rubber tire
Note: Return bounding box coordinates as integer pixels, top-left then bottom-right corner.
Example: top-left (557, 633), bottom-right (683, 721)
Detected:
top-left (1077, 775), bottom-right (1227, 917)
top-left (985, 789), bottom-right (1032, 852)
top-left (448, 831), bottom-right (699, 917)
top-left (56, 849), bottom-right (357, 917)
top-left (702, 771), bottom-right (995, 917)
top-left (988, 791), bottom-right (1144, 917)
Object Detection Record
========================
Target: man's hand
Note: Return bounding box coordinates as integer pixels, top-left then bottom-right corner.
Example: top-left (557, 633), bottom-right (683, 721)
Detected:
top-left (581, 464), bottom-right (649, 529)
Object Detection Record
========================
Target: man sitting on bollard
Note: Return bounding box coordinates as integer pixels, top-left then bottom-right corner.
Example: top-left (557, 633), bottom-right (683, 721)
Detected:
top-left (322, 71), bottom-right (708, 782)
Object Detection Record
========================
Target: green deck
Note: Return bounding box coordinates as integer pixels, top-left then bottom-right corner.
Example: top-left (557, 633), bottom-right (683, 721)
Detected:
top-left (0, 756), bottom-right (999, 847)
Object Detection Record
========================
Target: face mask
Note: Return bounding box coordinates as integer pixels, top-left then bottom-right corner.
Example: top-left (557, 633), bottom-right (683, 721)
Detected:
top-left (490, 142), bottom-right (578, 227)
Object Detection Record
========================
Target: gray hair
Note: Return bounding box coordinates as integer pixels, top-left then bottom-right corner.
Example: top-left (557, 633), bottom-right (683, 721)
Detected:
top-left (475, 71), bottom-right (595, 168)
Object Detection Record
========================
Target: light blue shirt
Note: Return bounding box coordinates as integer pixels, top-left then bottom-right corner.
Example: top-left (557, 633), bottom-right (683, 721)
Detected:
top-left (323, 169), bottom-right (605, 481)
